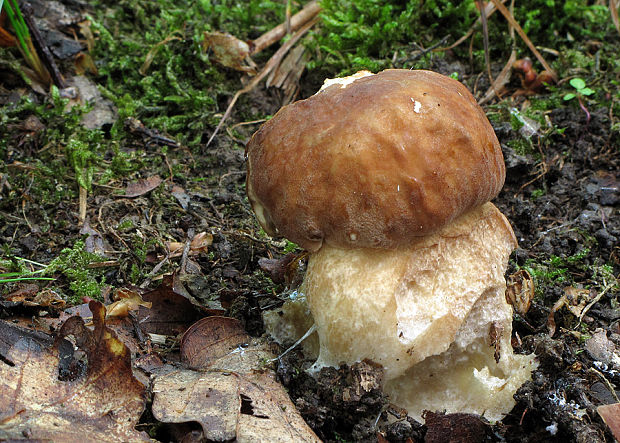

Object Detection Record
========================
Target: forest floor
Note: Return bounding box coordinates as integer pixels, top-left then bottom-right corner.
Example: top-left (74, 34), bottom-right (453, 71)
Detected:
top-left (0, 1), bottom-right (619, 442)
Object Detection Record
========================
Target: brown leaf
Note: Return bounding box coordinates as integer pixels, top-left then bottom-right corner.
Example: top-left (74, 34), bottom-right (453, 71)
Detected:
top-left (0, 301), bottom-right (148, 442)
top-left (4, 283), bottom-right (40, 303)
top-left (166, 231), bottom-right (213, 258)
top-left (0, 319), bottom-right (54, 358)
top-left (180, 316), bottom-right (250, 369)
top-left (152, 333), bottom-right (320, 442)
top-left (74, 52), bottom-right (98, 75)
top-left (138, 274), bottom-right (214, 336)
top-left (259, 252), bottom-right (307, 290)
top-left (106, 287), bottom-right (152, 319)
top-left (598, 403), bottom-right (620, 441)
top-left (79, 217), bottom-right (106, 255)
top-left (3, 285), bottom-right (66, 312)
top-left (585, 329), bottom-right (618, 365)
top-left (547, 286), bottom-right (592, 336)
top-left (563, 286), bottom-right (592, 317)
top-left (77, 20), bottom-right (95, 51)
top-left (202, 31), bottom-right (257, 74)
top-left (505, 269), bottom-right (534, 316)
top-left (124, 175), bottom-right (163, 198)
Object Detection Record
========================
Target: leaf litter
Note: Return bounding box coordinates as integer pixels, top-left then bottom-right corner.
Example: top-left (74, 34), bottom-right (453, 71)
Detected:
top-left (0, 0), bottom-right (619, 441)
top-left (0, 301), bottom-right (148, 442)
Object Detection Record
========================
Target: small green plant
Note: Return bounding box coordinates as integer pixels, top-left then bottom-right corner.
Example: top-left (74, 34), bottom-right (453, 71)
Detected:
top-left (1, 0), bottom-right (50, 84)
top-left (0, 256), bottom-right (54, 283)
top-left (563, 77), bottom-right (595, 123)
top-left (563, 77), bottom-right (595, 101)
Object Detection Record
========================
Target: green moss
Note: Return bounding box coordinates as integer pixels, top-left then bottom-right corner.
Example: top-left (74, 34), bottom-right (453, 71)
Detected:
top-left (531, 189), bottom-right (545, 200)
top-left (522, 245), bottom-right (618, 302)
top-left (506, 138), bottom-right (535, 156)
top-left (44, 240), bottom-right (108, 302)
top-left (307, 0), bottom-right (478, 74)
top-left (86, 0), bottom-right (287, 149)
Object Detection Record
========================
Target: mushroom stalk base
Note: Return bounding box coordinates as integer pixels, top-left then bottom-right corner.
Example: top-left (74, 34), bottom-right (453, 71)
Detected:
top-left (298, 203), bottom-right (536, 421)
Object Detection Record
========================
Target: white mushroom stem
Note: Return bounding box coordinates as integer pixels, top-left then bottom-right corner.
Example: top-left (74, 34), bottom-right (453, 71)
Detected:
top-left (299, 203), bottom-right (536, 421)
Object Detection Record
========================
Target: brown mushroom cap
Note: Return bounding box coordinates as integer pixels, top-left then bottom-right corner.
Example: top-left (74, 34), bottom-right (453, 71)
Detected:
top-left (246, 69), bottom-right (505, 252)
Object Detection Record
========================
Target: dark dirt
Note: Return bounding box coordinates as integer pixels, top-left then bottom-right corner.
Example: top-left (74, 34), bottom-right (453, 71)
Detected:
top-left (1, 7), bottom-right (619, 443)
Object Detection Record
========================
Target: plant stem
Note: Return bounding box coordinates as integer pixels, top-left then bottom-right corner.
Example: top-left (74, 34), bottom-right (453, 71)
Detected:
top-left (577, 96), bottom-right (591, 125)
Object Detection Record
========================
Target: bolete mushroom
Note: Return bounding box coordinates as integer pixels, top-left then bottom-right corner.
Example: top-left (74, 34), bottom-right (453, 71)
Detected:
top-left (247, 69), bottom-right (536, 421)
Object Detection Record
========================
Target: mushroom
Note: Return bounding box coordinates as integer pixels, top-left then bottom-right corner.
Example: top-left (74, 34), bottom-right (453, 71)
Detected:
top-left (247, 69), bottom-right (536, 421)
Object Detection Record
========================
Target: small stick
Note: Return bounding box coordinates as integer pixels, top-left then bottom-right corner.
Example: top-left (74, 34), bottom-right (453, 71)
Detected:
top-left (20, 2), bottom-right (66, 88)
top-left (435, 0), bottom-right (504, 52)
top-left (488, 0), bottom-right (557, 80)
top-left (476, 0), bottom-right (494, 88)
top-left (78, 185), bottom-right (87, 224)
top-left (251, 1), bottom-right (321, 55)
top-left (578, 280), bottom-right (612, 324)
top-left (207, 16), bottom-right (319, 147)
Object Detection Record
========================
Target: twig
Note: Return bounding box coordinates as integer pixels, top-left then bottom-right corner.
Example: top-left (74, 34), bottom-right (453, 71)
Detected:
top-left (476, 0), bottom-right (494, 89)
top-left (140, 254), bottom-right (169, 289)
top-left (478, 50), bottom-right (516, 105)
top-left (78, 185), bottom-right (87, 225)
top-left (251, 1), bottom-right (321, 55)
top-left (488, 0), bottom-right (557, 80)
top-left (180, 227), bottom-right (194, 275)
top-left (434, 1), bottom-right (504, 52)
top-left (399, 37), bottom-right (449, 64)
top-left (611, 0), bottom-right (620, 34)
top-left (206, 16), bottom-right (319, 147)
top-left (20, 2), bottom-right (66, 88)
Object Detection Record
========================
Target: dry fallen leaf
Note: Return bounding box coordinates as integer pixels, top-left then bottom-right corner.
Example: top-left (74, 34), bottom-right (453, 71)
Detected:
top-left (151, 316), bottom-right (320, 442)
top-left (138, 274), bottom-right (220, 336)
top-left (0, 301), bottom-right (148, 442)
top-left (124, 175), bottom-right (163, 198)
top-left (166, 231), bottom-right (214, 258)
top-left (585, 329), bottom-right (620, 366)
top-left (598, 403), bottom-right (620, 441)
top-left (202, 31), bottom-right (257, 73)
top-left (106, 287), bottom-right (152, 319)
top-left (547, 286), bottom-right (593, 336)
top-left (74, 52), bottom-right (98, 75)
top-left (79, 217), bottom-right (107, 255)
top-left (505, 269), bottom-right (534, 316)
top-left (181, 316), bottom-right (249, 369)
top-left (258, 252), bottom-right (306, 288)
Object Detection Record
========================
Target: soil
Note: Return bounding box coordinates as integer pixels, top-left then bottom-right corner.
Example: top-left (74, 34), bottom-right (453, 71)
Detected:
top-left (1, 4), bottom-right (619, 443)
